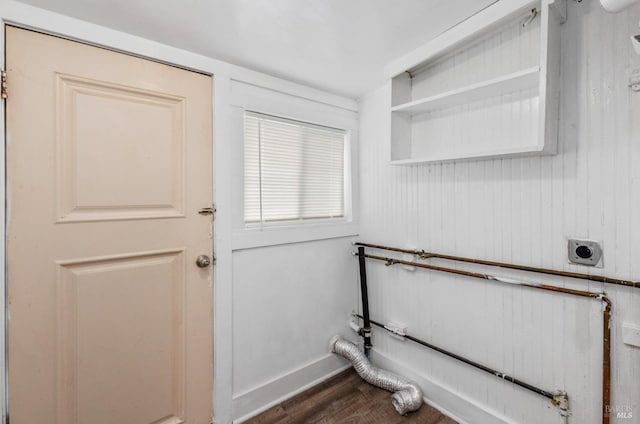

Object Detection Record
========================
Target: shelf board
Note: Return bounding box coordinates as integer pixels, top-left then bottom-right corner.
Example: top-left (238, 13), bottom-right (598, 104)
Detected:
top-left (391, 66), bottom-right (540, 115)
top-left (390, 144), bottom-right (546, 165)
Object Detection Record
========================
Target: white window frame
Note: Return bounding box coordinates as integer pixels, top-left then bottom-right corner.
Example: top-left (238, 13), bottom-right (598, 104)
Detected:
top-left (243, 110), bottom-right (349, 228)
top-left (230, 80), bottom-right (359, 250)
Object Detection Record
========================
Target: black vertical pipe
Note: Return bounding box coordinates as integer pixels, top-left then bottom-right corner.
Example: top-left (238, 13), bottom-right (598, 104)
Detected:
top-left (357, 246), bottom-right (372, 356)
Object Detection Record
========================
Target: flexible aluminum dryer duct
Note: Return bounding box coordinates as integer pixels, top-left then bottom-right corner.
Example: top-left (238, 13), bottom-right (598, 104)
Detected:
top-left (330, 335), bottom-right (423, 415)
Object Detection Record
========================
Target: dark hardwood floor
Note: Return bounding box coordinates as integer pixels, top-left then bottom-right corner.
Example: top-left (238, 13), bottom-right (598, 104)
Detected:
top-left (245, 369), bottom-right (458, 424)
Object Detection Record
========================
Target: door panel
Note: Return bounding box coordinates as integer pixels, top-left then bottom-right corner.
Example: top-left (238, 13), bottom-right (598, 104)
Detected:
top-left (58, 250), bottom-right (186, 424)
top-left (6, 27), bottom-right (213, 424)
top-left (56, 73), bottom-right (187, 222)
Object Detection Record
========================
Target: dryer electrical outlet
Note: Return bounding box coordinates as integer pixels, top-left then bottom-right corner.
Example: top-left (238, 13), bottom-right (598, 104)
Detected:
top-left (568, 239), bottom-right (603, 267)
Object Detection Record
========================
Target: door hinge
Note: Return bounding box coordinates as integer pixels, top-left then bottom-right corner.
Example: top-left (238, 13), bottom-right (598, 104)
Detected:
top-left (1, 70), bottom-right (7, 99)
top-left (198, 204), bottom-right (216, 217)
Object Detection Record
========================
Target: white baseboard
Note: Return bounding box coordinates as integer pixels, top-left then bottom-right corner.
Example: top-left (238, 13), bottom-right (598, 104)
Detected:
top-left (370, 349), bottom-right (518, 424)
top-left (232, 353), bottom-right (350, 423)
top-left (230, 347), bottom-right (517, 424)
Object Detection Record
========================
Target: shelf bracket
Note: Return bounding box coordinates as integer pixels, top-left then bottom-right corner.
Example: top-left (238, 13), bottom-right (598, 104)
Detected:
top-left (522, 8), bottom-right (538, 28)
top-left (549, 0), bottom-right (568, 24)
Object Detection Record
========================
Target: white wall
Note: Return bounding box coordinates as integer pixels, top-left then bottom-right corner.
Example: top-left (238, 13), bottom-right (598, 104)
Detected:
top-left (358, 2), bottom-right (640, 424)
top-left (231, 238), bottom-right (357, 421)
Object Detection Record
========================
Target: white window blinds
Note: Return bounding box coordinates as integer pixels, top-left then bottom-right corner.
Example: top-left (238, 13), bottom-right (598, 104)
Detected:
top-left (244, 112), bottom-right (346, 224)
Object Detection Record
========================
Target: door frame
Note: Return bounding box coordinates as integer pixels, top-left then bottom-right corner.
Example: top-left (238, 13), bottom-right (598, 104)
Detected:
top-left (0, 2), bottom-right (231, 423)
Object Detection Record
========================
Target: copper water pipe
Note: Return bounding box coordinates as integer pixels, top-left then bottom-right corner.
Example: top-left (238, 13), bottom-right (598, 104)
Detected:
top-left (602, 296), bottom-right (612, 424)
top-left (354, 241), bottom-right (639, 289)
top-left (360, 252), bottom-right (612, 424)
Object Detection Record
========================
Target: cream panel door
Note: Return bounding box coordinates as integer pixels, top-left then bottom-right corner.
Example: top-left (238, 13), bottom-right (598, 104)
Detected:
top-left (6, 27), bottom-right (213, 424)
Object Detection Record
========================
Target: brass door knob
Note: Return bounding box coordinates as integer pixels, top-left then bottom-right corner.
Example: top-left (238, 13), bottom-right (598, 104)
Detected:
top-left (196, 255), bottom-right (211, 268)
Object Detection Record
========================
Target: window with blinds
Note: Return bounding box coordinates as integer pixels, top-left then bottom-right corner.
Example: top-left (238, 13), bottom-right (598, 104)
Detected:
top-left (244, 112), bottom-right (346, 224)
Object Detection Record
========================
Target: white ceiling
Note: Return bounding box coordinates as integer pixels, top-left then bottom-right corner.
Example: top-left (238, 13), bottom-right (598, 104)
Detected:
top-left (16, 0), bottom-right (496, 98)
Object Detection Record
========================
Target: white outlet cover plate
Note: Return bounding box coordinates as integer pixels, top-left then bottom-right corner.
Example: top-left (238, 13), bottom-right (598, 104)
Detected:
top-left (622, 323), bottom-right (640, 348)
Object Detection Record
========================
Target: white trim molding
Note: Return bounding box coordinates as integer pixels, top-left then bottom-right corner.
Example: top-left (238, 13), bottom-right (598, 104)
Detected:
top-left (232, 354), bottom-right (350, 423)
top-left (229, 79), bottom-right (360, 251)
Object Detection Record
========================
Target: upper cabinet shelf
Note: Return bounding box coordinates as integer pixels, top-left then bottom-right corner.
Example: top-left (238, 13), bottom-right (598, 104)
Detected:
top-left (391, 66), bottom-right (540, 115)
top-left (387, 0), bottom-right (566, 165)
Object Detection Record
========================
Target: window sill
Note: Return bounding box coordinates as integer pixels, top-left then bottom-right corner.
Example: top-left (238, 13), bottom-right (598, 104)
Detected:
top-left (231, 221), bottom-right (359, 250)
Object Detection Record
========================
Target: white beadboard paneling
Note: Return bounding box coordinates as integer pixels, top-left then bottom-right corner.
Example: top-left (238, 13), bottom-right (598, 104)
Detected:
top-left (358, 2), bottom-right (640, 423)
top-left (408, 14), bottom-right (540, 101)
top-left (384, 0), bottom-right (537, 80)
top-left (371, 349), bottom-right (521, 424)
top-left (409, 89), bottom-right (540, 160)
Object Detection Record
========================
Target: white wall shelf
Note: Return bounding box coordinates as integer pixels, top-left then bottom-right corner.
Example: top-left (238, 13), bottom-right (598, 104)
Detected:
top-left (391, 66), bottom-right (540, 115)
top-left (388, 0), bottom-right (566, 165)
